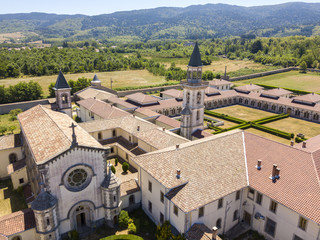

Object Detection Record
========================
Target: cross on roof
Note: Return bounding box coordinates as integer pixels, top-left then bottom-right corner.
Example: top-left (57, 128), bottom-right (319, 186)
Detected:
top-left (70, 122), bottom-right (78, 147)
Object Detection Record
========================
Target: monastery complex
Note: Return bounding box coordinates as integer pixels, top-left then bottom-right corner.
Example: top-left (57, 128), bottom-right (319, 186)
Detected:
top-left (0, 43), bottom-right (320, 240)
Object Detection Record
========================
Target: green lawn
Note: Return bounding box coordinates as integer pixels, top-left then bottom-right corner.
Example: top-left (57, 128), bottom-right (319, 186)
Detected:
top-left (233, 71), bottom-right (320, 92)
top-left (212, 105), bottom-right (275, 121)
top-left (0, 70), bottom-right (170, 97)
top-left (0, 179), bottom-right (27, 217)
top-left (0, 113), bottom-right (20, 135)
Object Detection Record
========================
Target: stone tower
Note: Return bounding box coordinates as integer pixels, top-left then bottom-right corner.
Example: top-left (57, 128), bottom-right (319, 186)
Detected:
top-left (31, 188), bottom-right (60, 240)
top-left (180, 42), bottom-right (208, 140)
top-left (91, 74), bottom-right (101, 87)
top-left (101, 163), bottom-right (121, 227)
top-left (53, 71), bottom-right (72, 118)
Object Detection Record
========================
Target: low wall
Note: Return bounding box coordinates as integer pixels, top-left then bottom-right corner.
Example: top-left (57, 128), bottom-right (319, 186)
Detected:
top-left (229, 67), bottom-right (299, 82)
top-left (0, 98), bottom-right (53, 115)
top-left (117, 84), bottom-right (181, 97)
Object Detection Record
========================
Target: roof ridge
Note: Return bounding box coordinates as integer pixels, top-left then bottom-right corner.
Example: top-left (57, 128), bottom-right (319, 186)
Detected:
top-left (310, 153), bottom-right (320, 186)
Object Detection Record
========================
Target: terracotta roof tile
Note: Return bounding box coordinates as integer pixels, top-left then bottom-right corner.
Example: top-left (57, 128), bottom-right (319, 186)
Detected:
top-left (161, 89), bottom-right (183, 99)
top-left (108, 96), bottom-right (137, 109)
top-left (146, 99), bottom-right (182, 111)
top-left (234, 84), bottom-right (263, 92)
top-left (262, 88), bottom-right (292, 97)
top-left (0, 208), bottom-right (35, 237)
top-left (0, 134), bottom-right (21, 151)
top-left (7, 159), bottom-right (26, 174)
top-left (186, 224), bottom-right (222, 240)
top-left (126, 92), bottom-right (158, 105)
top-left (120, 179), bottom-right (140, 197)
top-left (134, 108), bottom-right (160, 117)
top-left (78, 98), bottom-right (129, 120)
top-left (18, 105), bottom-right (103, 164)
top-left (76, 87), bottom-right (116, 100)
top-left (155, 115), bottom-right (181, 128)
top-left (292, 93), bottom-right (320, 104)
top-left (208, 79), bottom-right (231, 86)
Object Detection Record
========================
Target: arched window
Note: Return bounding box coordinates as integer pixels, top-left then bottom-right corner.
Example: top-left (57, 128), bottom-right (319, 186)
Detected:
top-left (239, 98), bottom-right (243, 103)
top-left (313, 114), bottom-right (319, 120)
top-left (112, 129), bottom-right (116, 137)
top-left (216, 218), bottom-right (222, 228)
top-left (304, 112), bottom-right (309, 118)
top-left (244, 99), bottom-right (248, 105)
top-left (129, 195), bottom-right (135, 205)
top-left (258, 102), bottom-right (262, 108)
top-left (233, 210), bottom-right (238, 221)
top-left (61, 94), bottom-right (68, 104)
top-left (186, 92), bottom-right (190, 104)
top-left (197, 92), bottom-right (201, 104)
top-left (9, 153), bottom-right (17, 164)
top-left (196, 110), bottom-right (200, 120)
top-left (295, 110), bottom-right (300, 116)
top-left (12, 236), bottom-right (21, 240)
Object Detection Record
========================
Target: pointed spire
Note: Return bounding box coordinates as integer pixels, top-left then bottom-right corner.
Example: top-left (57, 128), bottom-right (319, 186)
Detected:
top-left (92, 74), bottom-right (100, 82)
top-left (54, 71), bottom-right (70, 89)
top-left (188, 42), bottom-right (202, 67)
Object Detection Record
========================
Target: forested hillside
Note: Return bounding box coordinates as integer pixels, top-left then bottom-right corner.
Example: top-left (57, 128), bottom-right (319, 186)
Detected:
top-left (1, 2), bottom-right (320, 41)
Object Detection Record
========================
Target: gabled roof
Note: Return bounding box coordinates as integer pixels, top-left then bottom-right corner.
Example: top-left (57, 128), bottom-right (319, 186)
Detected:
top-left (78, 98), bottom-right (130, 120)
top-left (292, 93), bottom-right (320, 104)
top-left (161, 89), bottom-right (183, 99)
top-left (54, 71), bottom-right (70, 89)
top-left (186, 223), bottom-right (222, 240)
top-left (18, 105), bottom-right (103, 164)
top-left (208, 79), bottom-right (231, 86)
top-left (188, 42), bottom-right (202, 67)
top-left (0, 208), bottom-right (35, 237)
top-left (0, 134), bottom-right (21, 151)
top-left (234, 84), bottom-right (263, 92)
top-left (261, 88), bottom-right (292, 97)
top-left (126, 92), bottom-right (158, 105)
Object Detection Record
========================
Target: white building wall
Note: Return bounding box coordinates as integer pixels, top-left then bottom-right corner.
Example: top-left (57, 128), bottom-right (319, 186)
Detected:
top-left (243, 187), bottom-right (320, 240)
top-left (0, 147), bottom-right (23, 179)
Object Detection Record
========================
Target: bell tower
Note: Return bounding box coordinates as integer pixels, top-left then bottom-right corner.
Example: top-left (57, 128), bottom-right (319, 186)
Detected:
top-left (53, 71), bottom-right (72, 118)
top-left (180, 42), bottom-right (208, 140)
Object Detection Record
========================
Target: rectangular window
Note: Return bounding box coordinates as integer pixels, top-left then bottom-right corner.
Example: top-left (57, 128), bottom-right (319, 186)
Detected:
top-left (198, 207), bottom-right (204, 218)
top-left (298, 216), bottom-right (307, 231)
top-left (148, 201), bottom-right (152, 213)
top-left (293, 235), bottom-right (304, 240)
top-left (19, 178), bottom-right (24, 184)
top-left (110, 147), bottom-right (114, 153)
top-left (126, 153), bottom-right (129, 160)
top-left (233, 210), bottom-right (238, 221)
top-left (218, 198), bottom-right (223, 209)
top-left (160, 212), bottom-right (164, 224)
top-left (269, 201), bottom-right (277, 214)
top-left (160, 191), bottom-right (164, 203)
top-left (174, 205), bottom-right (178, 216)
top-left (248, 188), bottom-right (255, 200)
top-left (148, 181), bottom-right (152, 193)
top-left (265, 218), bottom-right (276, 237)
top-left (256, 192), bottom-right (263, 205)
top-left (236, 190), bottom-right (240, 201)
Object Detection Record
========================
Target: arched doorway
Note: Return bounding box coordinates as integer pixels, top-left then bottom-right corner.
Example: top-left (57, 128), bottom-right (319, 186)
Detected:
top-left (69, 202), bottom-right (95, 232)
top-left (287, 108), bottom-right (292, 115)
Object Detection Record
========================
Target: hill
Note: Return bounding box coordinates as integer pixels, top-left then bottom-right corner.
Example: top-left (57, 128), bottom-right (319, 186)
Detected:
top-left (1, 2), bottom-right (320, 41)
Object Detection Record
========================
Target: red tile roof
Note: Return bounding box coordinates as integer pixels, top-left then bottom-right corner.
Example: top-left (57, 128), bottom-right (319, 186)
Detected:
top-left (161, 89), bottom-right (183, 99)
top-left (208, 79), bottom-right (231, 86)
top-left (0, 209), bottom-right (35, 237)
top-left (234, 84), bottom-right (263, 92)
top-left (155, 115), bottom-right (180, 128)
top-left (186, 224), bottom-right (222, 240)
top-left (293, 93), bottom-right (320, 104)
top-left (262, 88), bottom-right (292, 97)
top-left (126, 92), bottom-right (158, 105)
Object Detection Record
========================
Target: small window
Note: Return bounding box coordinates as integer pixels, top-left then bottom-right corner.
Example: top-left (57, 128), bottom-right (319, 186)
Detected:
top-left (19, 178), bottom-right (24, 184)
top-left (218, 198), bottom-right (223, 209)
top-left (112, 129), bottom-right (116, 137)
top-left (129, 195), bottom-right (135, 205)
top-left (198, 207), bottom-right (204, 218)
top-left (248, 187), bottom-right (255, 200)
top-left (98, 132), bottom-right (102, 140)
top-left (256, 192), bottom-right (263, 205)
top-left (110, 147), bottom-right (114, 153)
top-left (148, 201), bottom-right (152, 213)
top-left (129, 136), bottom-right (132, 142)
top-left (9, 153), bottom-right (18, 164)
top-left (293, 235), bottom-right (304, 240)
top-left (265, 218), bottom-right (276, 237)
top-left (148, 181), bottom-right (152, 193)
top-left (47, 218), bottom-right (50, 226)
top-left (196, 110), bottom-right (200, 120)
top-left (174, 205), bottom-right (178, 216)
top-left (216, 218), bottom-right (222, 228)
top-left (298, 216), bottom-right (307, 231)
top-left (233, 210), bottom-right (238, 221)
top-left (235, 190), bottom-right (240, 201)
top-left (160, 212), bottom-right (164, 224)
top-left (114, 196), bottom-right (116, 202)
top-left (269, 201), bottom-right (277, 213)
top-left (126, 153), bottom-right (129, 160)
top-left (160, 191), bottom-right (164, 203)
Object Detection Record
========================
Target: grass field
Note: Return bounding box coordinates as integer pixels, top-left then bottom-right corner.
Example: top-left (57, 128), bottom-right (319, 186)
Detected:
top-left (233, 71), bottom-right (320, 92)
top-left (0, 70), bottom-right (168, 97)
top-left (212, 105), bottom-right (275, 121)
top-left (0, 179), bottom-right (27, 217)
top-left (0, 113), bottom-right (20, 135)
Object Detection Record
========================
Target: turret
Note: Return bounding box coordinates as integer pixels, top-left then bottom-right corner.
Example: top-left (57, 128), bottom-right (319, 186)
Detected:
top-left (91, 74), bottom-right (101, 87)
top-left (53, 71), bottom-right (72, 118)
top-left (31, 187), bottom-right (59, 240)
top-left (101, 163), bottom-right (121, 227)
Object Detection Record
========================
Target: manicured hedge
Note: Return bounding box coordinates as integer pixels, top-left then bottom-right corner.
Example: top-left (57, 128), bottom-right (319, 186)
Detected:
top-left (114, 82), bottom-right (178, 91)
top-left (295, 137), bottom-right (308, 143)
top-left (253, 113), bottom-right (289, 125)
top-left (204, 110), bottom-right (246, 124)
top-left (101, 234), bottom-right (143, 240)
top-left (251, 123), bottom-right (293, 140)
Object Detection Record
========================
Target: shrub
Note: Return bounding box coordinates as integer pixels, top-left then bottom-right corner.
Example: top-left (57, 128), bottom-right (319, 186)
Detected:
top-left (0, 126), bottom-right (7, 135)
top-left (119, 210), bottom-right (130, 229)
top-left (111, 165), bottom-right (116, 174)
top-left (122, 162), bottom-right (129, 173)
top-left (128, 222), bottom-right (137, 234)
top-left (9, 108), bottom-right (23, 117)
top-left (68, 230), bottom-right (79, 240)
top-left (115, 158), bottom-right (118, 166)
top-left (8, 126), bottom-right (16, 133)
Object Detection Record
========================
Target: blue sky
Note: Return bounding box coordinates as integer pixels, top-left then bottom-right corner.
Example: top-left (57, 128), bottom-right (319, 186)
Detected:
top-left (1, 0), bottom-right (320, 15)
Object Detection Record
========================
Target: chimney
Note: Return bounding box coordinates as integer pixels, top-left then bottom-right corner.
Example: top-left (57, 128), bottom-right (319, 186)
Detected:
top-left (176, 169), bottom-right (181, 179)
top-left (256, 159), bottom-right (262, 170)
top-left (137, 126), bottom-right (140, 131)
top-left (162, 127), bottom-right (166, 131)
top-left (302, 141), bottom-right (307, 148)
top-left (271, 164), bottom-right (277, 181)
top-left (290, 141), bottom-right (294, 146)
top-left (212, 226), bottom-right (218, 240)
top-left (275, 168), bottom-right (280, 179)
top-left (176, 144), bottom-right (179, 150)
